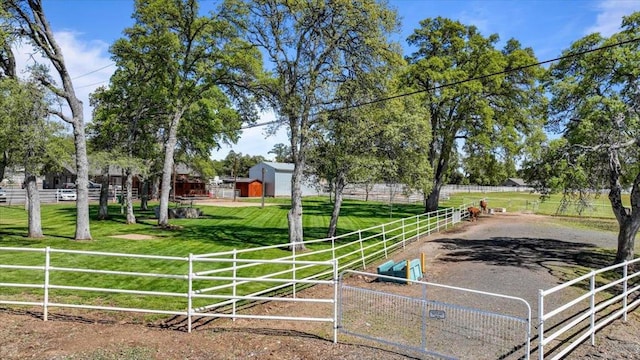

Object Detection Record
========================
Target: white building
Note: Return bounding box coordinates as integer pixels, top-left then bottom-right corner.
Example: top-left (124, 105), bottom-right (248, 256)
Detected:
top-left (248, 162), bottom-right (318, 197)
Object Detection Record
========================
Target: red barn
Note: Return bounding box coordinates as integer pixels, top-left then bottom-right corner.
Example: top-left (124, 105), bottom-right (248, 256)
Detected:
top-left (234, 178), bottom-right (263, 197)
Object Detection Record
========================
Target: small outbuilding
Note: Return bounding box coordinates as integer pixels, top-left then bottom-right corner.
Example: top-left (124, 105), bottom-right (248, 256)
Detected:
top-left (502, 178), bottom-right (528, 187)
top-left (249, 162), bottom-right (317, 197)
top-left (234, 178), bottom-right (263, 197)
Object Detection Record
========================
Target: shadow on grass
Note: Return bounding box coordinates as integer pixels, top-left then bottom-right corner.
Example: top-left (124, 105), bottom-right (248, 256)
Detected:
top-left (302, 199), bottom-right (423, 220)
top-left (0, 226), bottom-right (76, 244)
top-left (175, 223), bottom-right (333, 248)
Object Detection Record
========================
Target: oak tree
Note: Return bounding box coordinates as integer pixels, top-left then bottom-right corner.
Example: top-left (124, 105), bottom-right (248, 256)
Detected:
top-left (405, 18), bottom-right (545, 212)
top-left (536, 12), bottom-right (640, 262)
top-left (113, 0), bottom-right (261, 226)
top-left (3, 0), bottom-right (93, 239)
top-left (225, 0), bottom-right (401, 249)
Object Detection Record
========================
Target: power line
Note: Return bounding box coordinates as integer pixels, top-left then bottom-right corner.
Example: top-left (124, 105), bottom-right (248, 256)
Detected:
top-left (335, 36), bottom-right (640, 112)
top-left (71, 63), bottom-right (115, 80)
top-left (242, 35), bottom-right (640, 130)
top-left (241, 120), bottom-right (279, 130)
top-left (76, 80), bottom-right (109, 89)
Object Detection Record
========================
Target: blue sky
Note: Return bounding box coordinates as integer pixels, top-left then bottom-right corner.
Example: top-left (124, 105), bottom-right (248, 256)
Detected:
top-left (14, 0), bottom-right (640, 160)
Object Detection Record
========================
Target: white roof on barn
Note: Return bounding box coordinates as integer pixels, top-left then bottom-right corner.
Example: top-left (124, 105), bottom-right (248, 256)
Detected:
top-left (262, 162), bottom-right (295, 172)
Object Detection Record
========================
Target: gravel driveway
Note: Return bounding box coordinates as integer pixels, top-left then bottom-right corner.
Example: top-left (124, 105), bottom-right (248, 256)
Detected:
top-left (394, 212), bottom-right (640, 359)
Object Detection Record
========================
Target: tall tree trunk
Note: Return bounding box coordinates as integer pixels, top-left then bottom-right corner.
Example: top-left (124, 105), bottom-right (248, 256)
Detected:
top-left (609, 152), bottom-right (640, 263)
top-left (151, 175), bottom-right (160, 200)
top-left (288, 114), bottom-right (306, 251)
top-left (98, 167), bottom-right (110, 220)
top-left (327, 172), bottom-right (346, 238)
top-left (24, 173), bottom-right (43, 238)
top-left (140, 179), bottom-right (149, 211)
top-left (425, 180), bottom-right (443, 212)
top-left (158, 109), bottom-right (184, 226)
top-left (288, 162), bottom-right (306, 250)
top-left (125, 167), bottom-right (136, 224)
top-left (615, 218), bottom-right (638, 263)
top-left (72, 120), bottom-right (92, 240)
top-left (0, 151), bottom-right (7, 183)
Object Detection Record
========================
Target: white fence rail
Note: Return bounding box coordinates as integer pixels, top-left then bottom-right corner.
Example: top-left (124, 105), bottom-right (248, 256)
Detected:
top-left (339, 270), bottom-right (532, 360)
top-left (0, 246), bottom-right (338, 335)
top-left (5, 200), bottom-right (636, 358)
top-left (339, 184), bottom-right (535, 205)
top-left (538, 258), bottom-right (640, 359)
top-left (0, 188), bottom-right (137, 205)
top-left (0, 204), bottom-right (471, 338)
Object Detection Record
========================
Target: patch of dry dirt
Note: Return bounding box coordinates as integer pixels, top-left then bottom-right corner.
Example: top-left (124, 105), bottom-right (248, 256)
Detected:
top-left (1, 212), bottom-right (638, 359)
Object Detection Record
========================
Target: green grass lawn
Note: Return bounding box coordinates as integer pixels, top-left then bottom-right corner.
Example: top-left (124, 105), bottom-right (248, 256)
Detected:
top-left (0, 197), bottom-right (429, 311)
top-left (0, 197), bottom-right (426, 251)
top-left (440, 191), bottom-right (628, 219)
top-left (0, 191), bottom-right (631, 313)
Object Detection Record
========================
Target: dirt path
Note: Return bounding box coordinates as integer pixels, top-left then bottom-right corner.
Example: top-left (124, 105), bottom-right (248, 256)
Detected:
top-left (1, 213), bottom-right (638, 359)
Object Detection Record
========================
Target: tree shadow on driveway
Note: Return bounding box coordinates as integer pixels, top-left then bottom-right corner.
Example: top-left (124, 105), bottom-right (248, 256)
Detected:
top-left (431, 237), bottom-right (614, 274)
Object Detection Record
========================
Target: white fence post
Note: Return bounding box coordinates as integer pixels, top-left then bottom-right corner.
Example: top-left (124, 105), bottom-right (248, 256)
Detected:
top-left (401, 218), bottom-right (406, 249)
top-left (427, 212), bottom-right (431, 235)
top-left (538, 289), bottom-right (544, 360)
top-left (359, 230), bottom-right (366, 269)
top-left (331, 237), bottom-right (336, 262)
top-left (416, 214), bottom-right (421, 238)
top-left (292, 244), bottom-right (297, 298)
top-left (187, 253), bottom-right (193, 333)
top-left (444, 208), bottom-right (449, 230)
top-left (590, 274), bottom-right (596, 345)
top-left (333, 259), bottom-right (339, 344)
top-left (382, 224), bottom-right (387, 258)
top-left (44, 246), bottom-right (50, 321)
top-left (233, 249), bottom-right (237, 320)
top-left (623, 261), bottom-right (628, 322)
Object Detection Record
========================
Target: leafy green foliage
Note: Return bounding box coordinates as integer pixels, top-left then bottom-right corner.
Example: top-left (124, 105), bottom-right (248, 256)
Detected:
top-left (405, 18), bottom-right (546, 209)
top-left (224, 0), bottom-right (403, 245)
top-left (0, 78), bottom-right (67, 177)
top-left (268, 143), bottom-right (292, 163)
top-left (528, 12), bottom-right (640, 261)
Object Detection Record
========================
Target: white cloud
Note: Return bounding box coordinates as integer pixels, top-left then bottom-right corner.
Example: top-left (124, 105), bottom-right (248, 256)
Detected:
top-left (586, 0), bottom-right (640, 36)
top-left (14, 31), bottom-right (287, 159)
top-left (212, 111), bottom-right (289, 160)
top-left (13, 31), bottom-right (114, 124)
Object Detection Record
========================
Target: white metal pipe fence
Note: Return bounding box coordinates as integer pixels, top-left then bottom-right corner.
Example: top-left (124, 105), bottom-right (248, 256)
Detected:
top-left (0, 246), bottom-right (339, 336)
top-left (0, 188), bottom-right (136, 204)
top-left (2, 202), bottom-right (640, 358)
top-left (538, 257), bottom-right (640, 360)
top-left (338, 270), bottom-right (532, 360)
top-left (0, 204), bottom-right (470, 336)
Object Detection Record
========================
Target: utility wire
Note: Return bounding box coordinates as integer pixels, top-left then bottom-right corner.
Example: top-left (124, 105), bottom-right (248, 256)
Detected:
top-left (76, 80), bottom-right (109, 89)
top-left (335, 36), bottom-right (640, 112)
top-left (71, 63), bottom-right (115, 80)
top-left (241, 35), bottom-right (640, 130)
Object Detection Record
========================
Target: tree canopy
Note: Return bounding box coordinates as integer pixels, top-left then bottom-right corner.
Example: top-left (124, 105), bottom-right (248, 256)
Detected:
top-left (525, 12), bottom-right (640, 262)
top-left (225, 0), bottom-right (403, 249)
top-left (111, 0), bottom-right (262, 226)
top-left (405, 17), bottom-right (546, 211)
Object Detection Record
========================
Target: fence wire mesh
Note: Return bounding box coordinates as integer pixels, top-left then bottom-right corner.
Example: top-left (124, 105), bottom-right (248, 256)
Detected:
top-left (339, 284), bottom-right (529, 360)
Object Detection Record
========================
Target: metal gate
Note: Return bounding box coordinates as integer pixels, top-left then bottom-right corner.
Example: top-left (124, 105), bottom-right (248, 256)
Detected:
top-left (338, 270), bottom-right (532, 360)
